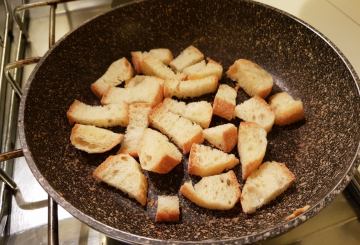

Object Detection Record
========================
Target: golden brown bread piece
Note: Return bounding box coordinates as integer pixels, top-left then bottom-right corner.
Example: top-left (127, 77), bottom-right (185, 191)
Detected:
top-left (66, 100), bottom-right (129, 127)
top-left (188, 144), bottom-right (239, 177)
top-left (241, 161), bottom-right (295, 214)
top-left (226, 59), bottom-right (273, 99)
top-left (93, 154), bottom-right (148, 206)
top-left (180, 170), bottom-right (241, 210)
top-left (70, 124), bottom-right (124, 154)
top-left (138, 128), bottom-right (182, 174)
top-left (155, 195), bottom-right (180, 222)
top-left (213, 84), bottom-right (237, 121)
top-left (148, 103), bottom-right (204, 154)
top-left (203, 124), bottom-right (238, 153)
top-left (238, 122), bottom-right (267, 180)
top-left (268, 92), bottom-right (304, 126)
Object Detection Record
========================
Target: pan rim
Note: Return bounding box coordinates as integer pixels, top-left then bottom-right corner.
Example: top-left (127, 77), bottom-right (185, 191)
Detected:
top-left (17, 0), bottom-right (360, 244)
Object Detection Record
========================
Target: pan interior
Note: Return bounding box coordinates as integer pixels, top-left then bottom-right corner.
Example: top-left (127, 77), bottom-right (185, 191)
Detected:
top-left (21, 0), bottom-right (360, 242)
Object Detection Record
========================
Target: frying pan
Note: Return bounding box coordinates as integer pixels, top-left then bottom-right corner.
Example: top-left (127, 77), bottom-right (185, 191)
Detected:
top-left (14, 0), bottom-right (360, 244)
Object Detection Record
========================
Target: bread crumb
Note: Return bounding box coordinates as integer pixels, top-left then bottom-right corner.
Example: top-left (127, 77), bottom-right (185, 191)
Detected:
top-left (234, 83), bottom-right (241, 92)
top-left (148, 200), bottom-right (155, 207)
top-left (157, 231), bottom-right (162, 235)
top-left (284, 205), bottom-right (311, 221)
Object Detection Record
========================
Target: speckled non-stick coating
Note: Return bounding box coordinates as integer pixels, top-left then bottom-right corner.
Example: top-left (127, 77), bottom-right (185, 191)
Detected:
top-left (18, 0), bottom-right (360, 244)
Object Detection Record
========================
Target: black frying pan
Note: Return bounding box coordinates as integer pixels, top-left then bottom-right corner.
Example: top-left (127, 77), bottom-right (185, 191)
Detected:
top-left (17, 0), bottom-right (360, 244)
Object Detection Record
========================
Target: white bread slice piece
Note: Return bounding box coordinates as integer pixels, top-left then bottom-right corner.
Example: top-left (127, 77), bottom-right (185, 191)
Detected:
top-left (138, 128), bottom-right (182, 174)
top-left (169, 46), bottom-right (204, 72)
top-left (125, 75), bottom-right (150, 88)
top-left (117, 103), bottom-right (152, 157)
top-left (226, 59), bottom-right (273, 99)
top-left (213, 84), bottom-right (237, 120)
top-left (188, 144), bottom-right (239, 177)
top-left (93, 154), bottom-right (148, 206)
top-left (164, 76), bottom-right (218, 99)
top-left (125, 75), bottom-right (164, 88)
top-left (268, 92), bottom-right (304, 126)
top-left (162, 98), bottom-right (212, 129)
top-left (238, 122), bottom-right (267, 180)
top-left (70, 124), bottom-right (124, 153)
top-left (241, 161), bottom-right (295, 214)
top-left (180, 170), bottom-right (241, 210)
top-left (148, 103), bottom-right (204, 154)
top-left (186, 58), bottom-right (223, 80)
top-left (91, 57), bottom-right (134, 98)
top-left (203, 123), bottom-right (238, 153)
top-left (156, 195), bottom-right (180, 222)
top-left (183, 60), bottom-right (206, 74)
top-left (131, 48), bottom-right (173, 73)
top-left (142, 56), bottom-right (187, 80)
top-left (67, 100), bottom-right (129, 127)
top-left (234, 95), bottom-right (275, 133)
top-left (101, 77), bottom-right (163, 108)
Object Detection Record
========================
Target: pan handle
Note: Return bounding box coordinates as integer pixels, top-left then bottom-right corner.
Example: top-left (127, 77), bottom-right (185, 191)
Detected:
top-left (4, 57), bottom-right (42, 97)
top-left (0, 149), bottom-right (24, 189)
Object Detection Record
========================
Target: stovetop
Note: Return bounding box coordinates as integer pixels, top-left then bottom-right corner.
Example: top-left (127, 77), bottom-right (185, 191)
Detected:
top-left (1, 0), bottom-right (360, 244)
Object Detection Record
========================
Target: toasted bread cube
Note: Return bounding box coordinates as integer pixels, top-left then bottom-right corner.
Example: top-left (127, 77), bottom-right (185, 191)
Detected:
top-left (183, 60), bottom-right (206, 74)
top-left (131, 48), bottom-right (173, 73)
top-left (163, 98), bottom-right (212, 129)
top-left (188, 144), bottom-right (239, 177)
top-left (180, 171), bottom-right (241, 210)
top-left (238, 122), bottom-right (267, 180)
top-left (70, 124), bottom-right (124, 153)
top-left (203, 123), bottom-right (238, 153)
top-left (164, 76), bottom-right (218, 99)
top-left (125, 75), bottom-right (164, 88)
top-left (101, 77), bottom-right (163, 108)
top-left (91, 57), bottom-right (134, 98)
top-left (138, 128), bottom-right (182, 174)
top-left (142, 56), bottom-right (187, 80)
top-left (148, 103), bottom-right (204, 154)
top-left (268, 92), bottom-right (304, 126)
top-left (241, 161), bottom-right (295, 214)
top-left (93, 154), bottom-right (148, 206)
top-left (185, 58), bottom-right (223, 80)
top-left (117, 103), bottom-right (152, 157)
top-left (156, 196), bottom-right (180, 222)
top-left (213, 84), bottom-right (237, 120)
top-left (226, 59), bottom-right (273, 99)
top-left (67, 100), bottom-right (129, 127)
top-left (234, 96), bottom-right (275, 133)
top-left (169, 45), bottom-right (204, 72)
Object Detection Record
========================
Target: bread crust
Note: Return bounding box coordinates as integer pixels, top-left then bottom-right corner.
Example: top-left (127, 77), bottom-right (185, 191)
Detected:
top-left (213, 97), bottom-right (236, 121)
top-left (131, 51), bottom-right (143, 73)
top-left (155, 212), bottom-right (180, 222)
top-left (66, 100), bottom-right (80, 125)
top-left (90, 80), bottom-right (107, 99)
top-left (182, 130), bottom-right (204, 154)
top-left (151, 155), bottom-right (182, 174)
top-left (222, 125), bottom-right (238, 152)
